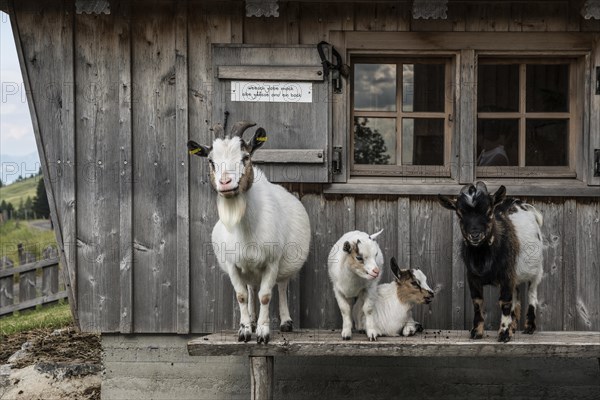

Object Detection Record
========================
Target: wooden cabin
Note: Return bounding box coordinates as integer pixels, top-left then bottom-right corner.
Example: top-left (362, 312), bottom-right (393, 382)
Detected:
top-left (4, 0), bottom-right (599, 398)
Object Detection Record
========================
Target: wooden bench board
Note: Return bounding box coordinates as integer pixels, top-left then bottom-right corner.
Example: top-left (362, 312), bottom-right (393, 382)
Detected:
top-left (188, 330), bottom-right (600, 359)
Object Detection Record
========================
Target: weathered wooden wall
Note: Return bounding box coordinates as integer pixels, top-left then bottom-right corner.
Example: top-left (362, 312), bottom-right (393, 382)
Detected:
top-left (8, 0), bottom-right (600, 333)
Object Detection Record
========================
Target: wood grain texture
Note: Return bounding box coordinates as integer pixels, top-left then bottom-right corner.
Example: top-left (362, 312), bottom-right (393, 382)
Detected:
top-left (75, 8), bottom-right (121, 332)
top-left (588, 35), bottom-right (600, 186)
top-left (131, 3), bottom-right (178, 332)
top-left (458, 49), bottom-right (476, 184)
top-left (250, 356), bottom-right (274, 400)
top-left (188, 330), bottom-right (600, 358)
top-left (575, 199), bottom-right (600, 331)
top-left (188, 1), bottom-right (236, 332)
top-left (562, 199), bottom-right (578, 330)
top-left (217, 65), bottom-right (324, 81)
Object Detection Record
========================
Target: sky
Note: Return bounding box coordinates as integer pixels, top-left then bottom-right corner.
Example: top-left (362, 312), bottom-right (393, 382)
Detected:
top-left (0, 11), bottom-right (40, 184)
top-left (1, 11), bottom-right (37, 157)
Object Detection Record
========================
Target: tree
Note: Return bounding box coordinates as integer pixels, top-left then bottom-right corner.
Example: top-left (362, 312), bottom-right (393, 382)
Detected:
top-left (353, 118), bottom-right (391, 165)
top-left (33, 178), bottom-right (51, 219)
top-left (0, 178), bottom-right (3, 188)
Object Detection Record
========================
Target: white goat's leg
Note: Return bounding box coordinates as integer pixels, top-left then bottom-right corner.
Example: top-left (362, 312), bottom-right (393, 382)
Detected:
top-left (228, 264), bottom-right (252, 342)
top-left (248, 285), bottom-right (258, 333)
top-left (333, 288), bottom-right (354, 340)
top-left (256, 263), bottom-right (278, 344)
top-left (524, 276), bottom-right (541, 334)
top-left (277, 279), bottom-right (293, 332)
top-left (363, 288), bottom-right (381, 341)
top-left (352, 294), bottom-right (366, 333)
top-left (401, 310), bottom-right (419, 337)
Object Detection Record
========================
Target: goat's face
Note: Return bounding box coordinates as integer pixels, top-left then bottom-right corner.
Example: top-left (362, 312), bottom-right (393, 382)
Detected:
top-left (342, 230), bottom-right (384, 280)
top-left (438, 181), bottom-right (506, 247)
top-left (188, 122), bottom-right (267, 198)
top-left (390, 257), bottom-right (434, 305)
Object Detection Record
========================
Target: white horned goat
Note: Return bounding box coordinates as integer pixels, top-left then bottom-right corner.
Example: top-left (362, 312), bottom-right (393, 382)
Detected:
top-left (438, 181), bottom-right (543, 342)
top-left (353, 257), bottom-right (434, 337)
top-left (327, 229), bottom-right (384, 341)
top-left (188, 121), bottom-right (311, 344)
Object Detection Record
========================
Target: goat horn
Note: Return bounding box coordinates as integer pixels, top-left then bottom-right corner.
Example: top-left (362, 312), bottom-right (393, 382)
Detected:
top-left (212, 123), bottom-right (225, 139)
top-left (230, 121), bottom-right (256, 138)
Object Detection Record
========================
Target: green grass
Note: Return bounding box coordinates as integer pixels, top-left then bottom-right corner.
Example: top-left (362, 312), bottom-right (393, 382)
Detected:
top-left (0, 219), bottom-right (57, 261)
top-left (0, 302), bottom-right (72, 336)
top-left (0, 175), bottom-right (40, 207)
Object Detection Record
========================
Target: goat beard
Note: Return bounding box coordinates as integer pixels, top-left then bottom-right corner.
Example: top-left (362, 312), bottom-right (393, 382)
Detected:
top-left (217, 194), bottom-right (247, 232)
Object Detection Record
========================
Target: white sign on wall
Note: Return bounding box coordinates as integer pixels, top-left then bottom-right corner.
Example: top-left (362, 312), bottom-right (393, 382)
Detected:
top-left (230, 81), bottom-right (313, 103)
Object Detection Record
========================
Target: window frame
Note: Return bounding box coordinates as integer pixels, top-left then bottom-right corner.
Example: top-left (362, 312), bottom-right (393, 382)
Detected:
top-left (350, 55), bottom-right (455, 178)
top-left (327, 32), bottom-right (599, 193)
top-left (475, 56), bottom-right (582, 179)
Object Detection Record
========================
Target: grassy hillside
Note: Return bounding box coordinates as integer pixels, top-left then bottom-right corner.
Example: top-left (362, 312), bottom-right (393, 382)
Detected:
top-left (0, 219), bottom-right (56, 262)
top-left (0, 175), bottom-right (39, 207)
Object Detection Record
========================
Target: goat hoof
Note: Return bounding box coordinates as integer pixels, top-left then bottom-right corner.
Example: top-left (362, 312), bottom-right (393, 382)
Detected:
top-left (238, 325), bottom-right (252, 342)
top-left (470, 329), bottom-right (483, 340)
top-left (257, 334), bottom-right (270, 344)
top-left (342, 335), bottom-right (351, 341)
top-left (415, 323), bottom-right (424, 333)
top-left (280, 320), bottom-right (293, 332)
top-left (522, 326), bottom-right (536, 335)
top-left (497, 329), bottom-right (512, 343)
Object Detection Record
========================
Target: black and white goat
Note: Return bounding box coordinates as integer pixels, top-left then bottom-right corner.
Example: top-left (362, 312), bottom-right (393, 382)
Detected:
top-left (188, 121), bottom-right (311, 344)
top-left (438, 182), bottom-right (543, 342)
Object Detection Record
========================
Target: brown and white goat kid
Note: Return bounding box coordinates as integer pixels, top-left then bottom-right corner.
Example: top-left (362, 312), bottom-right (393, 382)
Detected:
top-left (188, 121), bottom-right (311, 344)
top-left (438, 182), bottom-right (543, 342)
top-left (328, 230), bottom-right (384, 341)
top-left (353, 257), bottom-right (434, 337)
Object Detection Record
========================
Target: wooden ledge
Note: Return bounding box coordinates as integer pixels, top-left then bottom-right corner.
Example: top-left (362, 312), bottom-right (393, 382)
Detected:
top-left (188, 330), bottom-right (600, 359)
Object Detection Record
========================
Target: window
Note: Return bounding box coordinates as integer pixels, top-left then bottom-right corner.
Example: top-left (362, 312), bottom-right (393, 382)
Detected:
top-left (351, 57), bottom-right (453, 177)
top-left (476, 59), bottom-right (577, 177)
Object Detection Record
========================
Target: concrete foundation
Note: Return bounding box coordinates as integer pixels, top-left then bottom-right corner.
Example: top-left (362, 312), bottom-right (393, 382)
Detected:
top-left (102, 335), bottom-right (600, 400)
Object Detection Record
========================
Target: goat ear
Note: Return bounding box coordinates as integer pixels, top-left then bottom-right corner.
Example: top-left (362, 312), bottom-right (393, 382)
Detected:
top-left (343, 241), bottom-right (352, 253)
top-left (390, 257), bottom-right (400, 280)
top-left (369, 229), bottom-right (384, 240)
top-left (438, 194), bottom-right (457, 211)
top-left (492, 185), bottom-right (506, 207)
top-left (248, 127), bottom-right (268, 154)
top-left (188, 140), bottom-right (211, 157)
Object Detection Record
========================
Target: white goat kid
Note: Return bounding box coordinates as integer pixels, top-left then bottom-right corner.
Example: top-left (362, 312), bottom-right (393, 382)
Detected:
top-left (328, 230), bottom-right (384, 341)
top-left (353, 257), bottom-right (434, 337)
top-left (188, 121), bottom-right (311, 344)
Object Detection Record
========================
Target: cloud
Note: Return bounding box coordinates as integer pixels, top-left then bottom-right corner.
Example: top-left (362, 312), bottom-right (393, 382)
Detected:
top-left (0, 122), bottom-right (31, 140)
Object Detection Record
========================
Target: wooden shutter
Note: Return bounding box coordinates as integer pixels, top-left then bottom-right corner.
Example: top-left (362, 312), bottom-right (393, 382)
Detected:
top-left (212, 45), bottom-right (331, 183)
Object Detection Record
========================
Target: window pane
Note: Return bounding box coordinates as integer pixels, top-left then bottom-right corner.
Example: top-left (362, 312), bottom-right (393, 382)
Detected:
top-left (477, 119), bottom-right (519, 166)
top-left (402, 118), bottom-right (444, 165)
top-left (526, 119), bottom-right (568, 166)
top-left (354, 117), bottom-right (396, 165)
top-left (403, 64), bottom-right (445, 112)
top-left (526, 64), bottom-right (569, 112)
top-left (354, 64), bottom-right (396, 111)
top-left (477, 64), bottom-right (519, 112)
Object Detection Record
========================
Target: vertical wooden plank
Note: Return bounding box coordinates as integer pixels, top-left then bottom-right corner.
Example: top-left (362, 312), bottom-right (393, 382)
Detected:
top-left (10, 0), bottom-right (79, 327)
top-left (329, 30), bottom-right (348, 183)
top-left (118, 0), bottom-right (133, 334)
top-left (188, 1), bottom-right (235, 332)
top-left (42, 264), bottom-right (59, 297)
top-left (175, 0), bottom-right (190, 334)
top-left (131, 3), bottom-right (178, 332)
top-left (75, 7), bottom-right (122, 333)
top-left (464, 2), bottom-right (510, 32)
top-left (588, 35), bottom-right (600, 186)
top-left (562, 199), bottom-right (577, 330)
top-left (575, 199), bottom-right (600, 331)
top-left (19, 267), bottom-right (37, 306)
top-left (451, 213), bottom-right (465, 330)
top-left (250, 356), bottom-right (274, 400)
top-left (410, 197), bottom-right (452, 330)
top-left (0, 274), bottom-right (13, 309)
top-left (244, 1), bottom-right (299, 44)
top-left (354, 2), bottom-right (409, 32)
top-left (397, 197), bottom-right (411, 268)
top-left (458, 50), bottom-right (476, 184)
top-left (299, 3), bottom-right (353, 44)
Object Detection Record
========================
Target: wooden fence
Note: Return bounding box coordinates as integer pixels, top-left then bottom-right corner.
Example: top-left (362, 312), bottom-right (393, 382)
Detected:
top-left (0, 244), bottom-right (67, 316)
